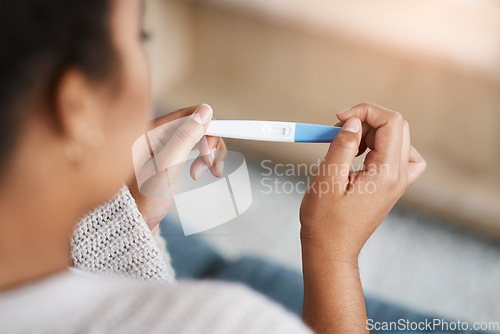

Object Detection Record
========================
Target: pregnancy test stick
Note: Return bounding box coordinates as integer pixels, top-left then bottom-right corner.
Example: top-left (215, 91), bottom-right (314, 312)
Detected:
top-left (205, 120), bottom-right (341, 143)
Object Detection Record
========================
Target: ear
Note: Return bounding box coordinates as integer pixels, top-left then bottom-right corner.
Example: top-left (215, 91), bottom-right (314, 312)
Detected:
top-left (55, 68), bottom-right (104, 142)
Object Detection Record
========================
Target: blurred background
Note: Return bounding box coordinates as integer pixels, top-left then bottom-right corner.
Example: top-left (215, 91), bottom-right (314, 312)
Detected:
top-left (146, 0), bottom-right (500, 327)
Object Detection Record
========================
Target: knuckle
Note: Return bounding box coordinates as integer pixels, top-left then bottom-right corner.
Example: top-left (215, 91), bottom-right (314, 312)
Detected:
top-left (419, 159), bottom-right (428, 173)
top-left (385, 112), bottom-right (406, 130)
top-left (390, 112), bottom-right (404, 123)
top-left (356, 102), bottom-right (371, 112)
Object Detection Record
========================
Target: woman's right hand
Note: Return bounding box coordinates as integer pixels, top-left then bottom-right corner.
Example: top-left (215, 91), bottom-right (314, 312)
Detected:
top-left (299, 103), bottom-right (426, 333)
top-left (299, 103), bottom-right (426, 263)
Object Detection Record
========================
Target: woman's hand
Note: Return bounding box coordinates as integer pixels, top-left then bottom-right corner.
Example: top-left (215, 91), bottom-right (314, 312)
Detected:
top-left (299, 103), bottom-right (426, 333)
top-left (128, 104), bottom-right (227, 234)
top-left (300, 103), bottom-right (426, 261)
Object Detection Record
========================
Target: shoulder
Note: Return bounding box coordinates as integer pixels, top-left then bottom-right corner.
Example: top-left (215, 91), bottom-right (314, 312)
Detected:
top-left (0, 272), bottom-right (311, 334)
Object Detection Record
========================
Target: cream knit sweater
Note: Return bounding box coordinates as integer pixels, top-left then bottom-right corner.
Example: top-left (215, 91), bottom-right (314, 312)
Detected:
top-left (0, 186), bottom-right (311, 334)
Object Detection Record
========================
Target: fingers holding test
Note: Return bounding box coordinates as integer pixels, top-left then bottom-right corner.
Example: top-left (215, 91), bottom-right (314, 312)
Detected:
top-left (337, 103), bottom-right (405, 174)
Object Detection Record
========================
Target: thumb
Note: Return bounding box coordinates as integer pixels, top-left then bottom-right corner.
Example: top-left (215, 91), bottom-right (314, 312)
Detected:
top-left (318, 117), bottom-right (362, 187)
top-left (155, 104), bottom-right (213, 171)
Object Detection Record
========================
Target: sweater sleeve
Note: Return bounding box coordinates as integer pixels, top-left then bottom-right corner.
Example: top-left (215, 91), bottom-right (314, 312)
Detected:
top-left (70, 186), bottom-right (175, 284)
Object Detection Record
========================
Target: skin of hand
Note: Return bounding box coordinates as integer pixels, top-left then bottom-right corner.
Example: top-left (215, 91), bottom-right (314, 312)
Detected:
top-left (299, 103), bottom-right (426, 333)
top-left (128, 104), bottom-right (227, 234)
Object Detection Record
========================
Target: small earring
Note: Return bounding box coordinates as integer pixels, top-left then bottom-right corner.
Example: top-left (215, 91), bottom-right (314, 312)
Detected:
top-left (64, 143), bottom-right (88, 168)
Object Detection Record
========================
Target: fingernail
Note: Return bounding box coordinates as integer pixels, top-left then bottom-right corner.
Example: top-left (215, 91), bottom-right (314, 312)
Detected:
top-left (343, 117), bottom-right (361, 133)
top-left (193, 104), bottom-right (213, 125)
top-left (194, 164), bottom-right (209, 181)
top-left (192, 113), bottom-right (203, 124)
top-left (208, 148), bottom-right (216, 165)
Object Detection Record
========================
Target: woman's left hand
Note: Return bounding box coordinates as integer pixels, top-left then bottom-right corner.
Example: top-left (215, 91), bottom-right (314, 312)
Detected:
top-left (128, 104), bottom-right (227, 234)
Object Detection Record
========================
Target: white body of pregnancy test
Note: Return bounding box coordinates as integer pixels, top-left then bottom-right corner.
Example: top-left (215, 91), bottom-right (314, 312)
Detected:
top-left (205, 120), bottom-right (341, 143)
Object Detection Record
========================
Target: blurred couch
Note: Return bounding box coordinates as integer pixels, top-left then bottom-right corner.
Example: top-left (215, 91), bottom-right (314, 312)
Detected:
top-left (145, 0), bottom-right (500, 237)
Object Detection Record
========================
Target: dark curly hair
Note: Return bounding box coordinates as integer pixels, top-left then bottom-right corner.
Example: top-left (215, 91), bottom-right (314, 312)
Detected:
top-left (0, 0), bottom-right (115, 170)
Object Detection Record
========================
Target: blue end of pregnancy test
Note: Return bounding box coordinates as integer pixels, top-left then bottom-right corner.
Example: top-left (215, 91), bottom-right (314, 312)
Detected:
top-left (294, 123), bottom-right (341, 143)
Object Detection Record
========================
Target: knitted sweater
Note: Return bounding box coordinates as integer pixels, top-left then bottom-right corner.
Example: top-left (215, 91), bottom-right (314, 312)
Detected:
top-left (0, 186), bottom-right (312, 334)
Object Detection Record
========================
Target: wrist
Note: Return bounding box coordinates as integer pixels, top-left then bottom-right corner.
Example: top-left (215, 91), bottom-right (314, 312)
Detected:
top-left (300, 231), bottom-right (360, 269)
